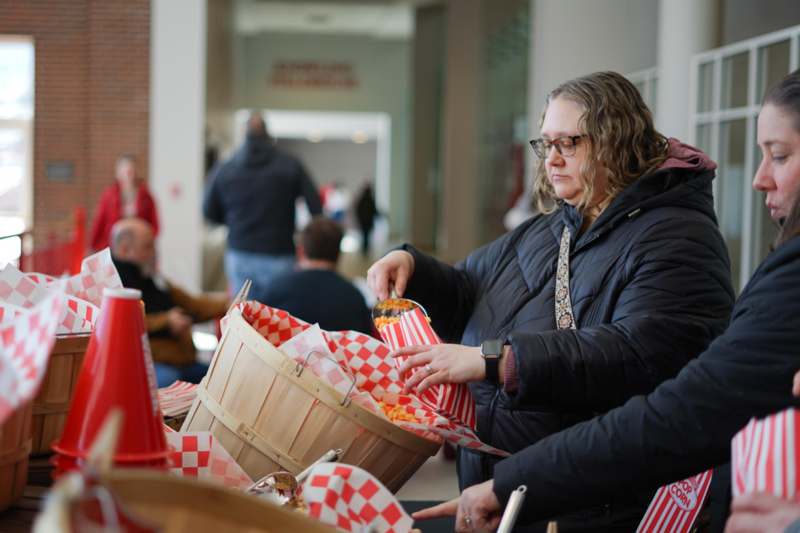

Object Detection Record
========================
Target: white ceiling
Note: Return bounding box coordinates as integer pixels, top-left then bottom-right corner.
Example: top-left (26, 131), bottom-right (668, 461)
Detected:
top-left (235, 0), bottom-right (417, 39)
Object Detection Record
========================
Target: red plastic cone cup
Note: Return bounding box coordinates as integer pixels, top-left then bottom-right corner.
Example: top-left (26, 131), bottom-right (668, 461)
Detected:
top-left (52, 288), bottom-right (168, 476)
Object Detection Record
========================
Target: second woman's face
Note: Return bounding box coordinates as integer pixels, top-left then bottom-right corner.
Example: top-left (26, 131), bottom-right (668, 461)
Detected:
top-left (541, 97), bottom-right (601, 207)
top-left (754, 103), bottom-right (800, 221)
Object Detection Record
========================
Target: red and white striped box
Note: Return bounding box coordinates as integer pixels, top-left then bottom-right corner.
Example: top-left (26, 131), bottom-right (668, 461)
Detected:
top-left (637, 470), bottom-right (713, 533)
top-left (732, 408), bottom-right (800, 500)
top-left (379, 307), bottom-right (477, 430)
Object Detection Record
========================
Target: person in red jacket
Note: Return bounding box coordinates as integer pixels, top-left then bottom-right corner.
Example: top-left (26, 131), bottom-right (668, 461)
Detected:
top-left (89, 154), bottom-right (159, 251)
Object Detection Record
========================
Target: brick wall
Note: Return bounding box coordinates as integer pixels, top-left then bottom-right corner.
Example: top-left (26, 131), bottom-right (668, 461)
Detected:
top-left (0, 0), bottom-right (150, 248)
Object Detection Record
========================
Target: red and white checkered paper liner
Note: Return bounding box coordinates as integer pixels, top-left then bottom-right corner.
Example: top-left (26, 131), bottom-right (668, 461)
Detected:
top-left (732, 408), bottom-right (800, 499)
top-left (0, 302), bottom-right (25, 325)
top-left (0, 263), bottom-right (98, 334)
top-left (379, 307), bottom-right (477, 430)
top-left (303, 463), bottom-right (412, 533)
top-left (166, 430), bottom-right (253, 490)
top-left (636, 470), bottom-right (713, 533)
top-left (58, 248), bottom-right (123, 308)
top-left (0, 291), bottom-right (65, 425)
top-left (226, 302), bottom-right (508, 456)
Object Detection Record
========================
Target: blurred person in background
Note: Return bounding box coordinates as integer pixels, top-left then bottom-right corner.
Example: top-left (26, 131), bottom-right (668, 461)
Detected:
top-left (203, 112), bottom-right (322, 298)
top-left (89, 154), bottom-right (159, 252)
top-left (355, 180), bottom-right (378, 258)
top-left (259, 216), bottom-right (372, 334)
top-left (110, 217), bottom-right (228, 387)
top-left (369, 71), bottom-right (735, 531)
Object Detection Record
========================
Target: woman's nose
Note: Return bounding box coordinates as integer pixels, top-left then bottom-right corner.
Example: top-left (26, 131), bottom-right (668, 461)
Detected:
top-left (752, 159), bottom-right (773, 192)
top-left (545, 145), bottom-right (564, 166)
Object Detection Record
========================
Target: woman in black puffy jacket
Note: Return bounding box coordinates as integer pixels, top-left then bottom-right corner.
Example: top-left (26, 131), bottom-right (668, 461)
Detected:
top-left (368, 71), bottom-right (735, 532)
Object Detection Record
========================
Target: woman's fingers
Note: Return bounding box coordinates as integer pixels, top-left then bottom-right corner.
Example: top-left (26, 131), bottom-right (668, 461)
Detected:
top-left (391, 345), bottom-right (430, 359)
top-left (411, 498), bottom-right (459, 520)
top-left (415, 371), bottom-right (448, 395)
top-left (730, 493), bottom-right (792, 513)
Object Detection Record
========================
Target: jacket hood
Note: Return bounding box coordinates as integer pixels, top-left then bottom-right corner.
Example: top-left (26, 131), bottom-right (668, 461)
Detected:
top-left (560, 140), bottom-right (718, 238)
top-left (237, 135), bottom-right (277, 167)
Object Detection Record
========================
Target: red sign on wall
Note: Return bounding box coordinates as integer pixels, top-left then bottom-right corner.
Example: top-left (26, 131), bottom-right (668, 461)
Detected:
top-left (269, 61), bottom-right (358, 89)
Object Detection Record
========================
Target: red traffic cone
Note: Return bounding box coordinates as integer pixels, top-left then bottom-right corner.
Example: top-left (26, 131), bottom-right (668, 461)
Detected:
top-left (52, 288), bottom-right (168, 476)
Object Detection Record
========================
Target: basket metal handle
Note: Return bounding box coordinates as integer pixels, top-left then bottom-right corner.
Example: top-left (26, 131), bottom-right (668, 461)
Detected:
top-left (294, 349), bottom-right (358, 407)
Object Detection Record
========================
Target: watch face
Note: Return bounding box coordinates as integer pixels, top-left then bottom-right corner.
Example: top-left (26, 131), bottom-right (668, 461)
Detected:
top-left (482, 339), bottom-right (503, 358)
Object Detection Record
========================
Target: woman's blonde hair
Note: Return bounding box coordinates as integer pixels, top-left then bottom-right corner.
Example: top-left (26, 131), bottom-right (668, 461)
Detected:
top-left (533, 71), bottom-right (668, 214)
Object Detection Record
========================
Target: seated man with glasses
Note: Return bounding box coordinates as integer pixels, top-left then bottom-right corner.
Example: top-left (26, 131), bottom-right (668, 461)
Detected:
top-left (367, 71), bottom-right (734, 531)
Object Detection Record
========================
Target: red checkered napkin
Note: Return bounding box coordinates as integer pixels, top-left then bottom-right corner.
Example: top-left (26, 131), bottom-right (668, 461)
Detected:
top-left (0, 302), bottom-right (25, 325)
top-left (379, 307), bottom-right (477, 429)
top-left (26, 272), bottom-right (57, 285)
top-left (166, 431), bottom-right (253, 490)
top-left (732, 408), bottom-right (800, 499)
top-left (0, 292), bottom-right (65, 425)
top-left (59, 248), bottom-right (123, 308)
top-left (0, 264), bottom-right (97, 333)
top-left (303, 463), bottom-right (413, 533)
top-left (158, 380), bottom-right (198, 418)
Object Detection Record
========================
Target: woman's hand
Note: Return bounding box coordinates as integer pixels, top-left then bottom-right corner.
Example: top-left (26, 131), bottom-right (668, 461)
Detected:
top-left (395, 344), bottom-right (485, 394)
top-left (725, 493), bottom-right (800, 533)
top-left (367, 250), bottom-right (415, 301)
top-left (412, 480), bottom-right (502, 532)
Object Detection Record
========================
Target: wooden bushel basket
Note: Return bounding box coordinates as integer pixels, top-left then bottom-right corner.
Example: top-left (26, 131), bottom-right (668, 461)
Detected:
top-left (0, 402), bottom-right (32, 512)
top-left (35, 469), bottom-right (338, 532)
top-left (182, 310), bottom-right (440, 493)
top-left (31, 334), bottom-right (90, 455)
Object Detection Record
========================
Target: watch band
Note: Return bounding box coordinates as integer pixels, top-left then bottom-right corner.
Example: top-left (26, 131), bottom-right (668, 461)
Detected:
top-left (481, 339), bottom-right (503, 384)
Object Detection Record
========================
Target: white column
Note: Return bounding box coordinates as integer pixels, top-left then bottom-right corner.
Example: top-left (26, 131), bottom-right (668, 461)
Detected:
top-left (527, 0), bottom-right (659, 188)
top-left (150, 0), bottom-right (206, 291)
top-left (655, 0), bottom-right (720, 140)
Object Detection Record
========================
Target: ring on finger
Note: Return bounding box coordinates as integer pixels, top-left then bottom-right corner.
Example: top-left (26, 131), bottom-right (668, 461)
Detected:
top-left (464, 515), bottom-right (473, 529)
top-left (425, 364), bottom-right (433, 374)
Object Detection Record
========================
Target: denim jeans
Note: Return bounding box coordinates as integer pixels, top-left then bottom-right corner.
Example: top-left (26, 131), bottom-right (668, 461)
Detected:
top-left (224, 249), bottom-right (295, 302)
top-left (154, 361), bottom-right (209, 388)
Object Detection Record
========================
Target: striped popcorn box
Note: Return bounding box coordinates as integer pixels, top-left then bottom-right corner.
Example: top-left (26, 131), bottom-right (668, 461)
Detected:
top-left (379, 307), bottom-right (477, 429)
top-left (637, 470), bottom-right (713, 533)
top-left (732, 408), bottom-right (800, 499)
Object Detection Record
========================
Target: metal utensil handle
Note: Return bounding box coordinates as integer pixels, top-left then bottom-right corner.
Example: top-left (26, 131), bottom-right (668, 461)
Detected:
top-left (296, 448), bottom-right (344, 484)
top-left (294, 349), bottom-right (358, 407)
top-left (497, 485), bottom-right (527, 533)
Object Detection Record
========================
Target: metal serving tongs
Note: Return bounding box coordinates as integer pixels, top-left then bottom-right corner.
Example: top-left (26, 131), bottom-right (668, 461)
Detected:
top-left (246, 448), bottom-right (343, 508)
top-left (227, 278), bottom-right (252, 313)
top-left (370, 287), bottom-right (428, 332)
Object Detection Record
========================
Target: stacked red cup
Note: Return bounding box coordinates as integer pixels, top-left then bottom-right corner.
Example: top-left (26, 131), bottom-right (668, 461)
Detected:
top-left (52, 288), bottom-right (169, 476)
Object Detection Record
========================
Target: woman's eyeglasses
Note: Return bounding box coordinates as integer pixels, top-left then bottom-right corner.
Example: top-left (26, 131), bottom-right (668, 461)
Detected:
top-left (529, 135), bottom-right (587, 158)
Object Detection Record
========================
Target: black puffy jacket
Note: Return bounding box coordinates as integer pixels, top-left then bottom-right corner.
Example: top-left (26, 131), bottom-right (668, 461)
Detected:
top-left (402, 162), bottom-right (735, 531)
top-left (493, 234), bottom-right (800, 531)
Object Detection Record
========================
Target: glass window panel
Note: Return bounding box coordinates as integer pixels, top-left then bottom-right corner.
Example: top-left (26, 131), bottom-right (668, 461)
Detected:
top-left (721, 52), bottom-right (749, 109)
top-left (757, 40), bottom-right (790, 102)
top-left (717, 119), bottom-right (747, 292)
top-left (695, 123), bottom-right (713, 155)
top-left (697, 61), bottom-right (714, 112)
top-left (0, 128), bottom-right (24, 218)
top-left (0, 40), bottom-right (34, 120)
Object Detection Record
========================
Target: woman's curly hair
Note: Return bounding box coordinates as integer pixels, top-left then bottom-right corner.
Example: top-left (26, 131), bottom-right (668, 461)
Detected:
top-left (533, 71), bottom-right (669, 214)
